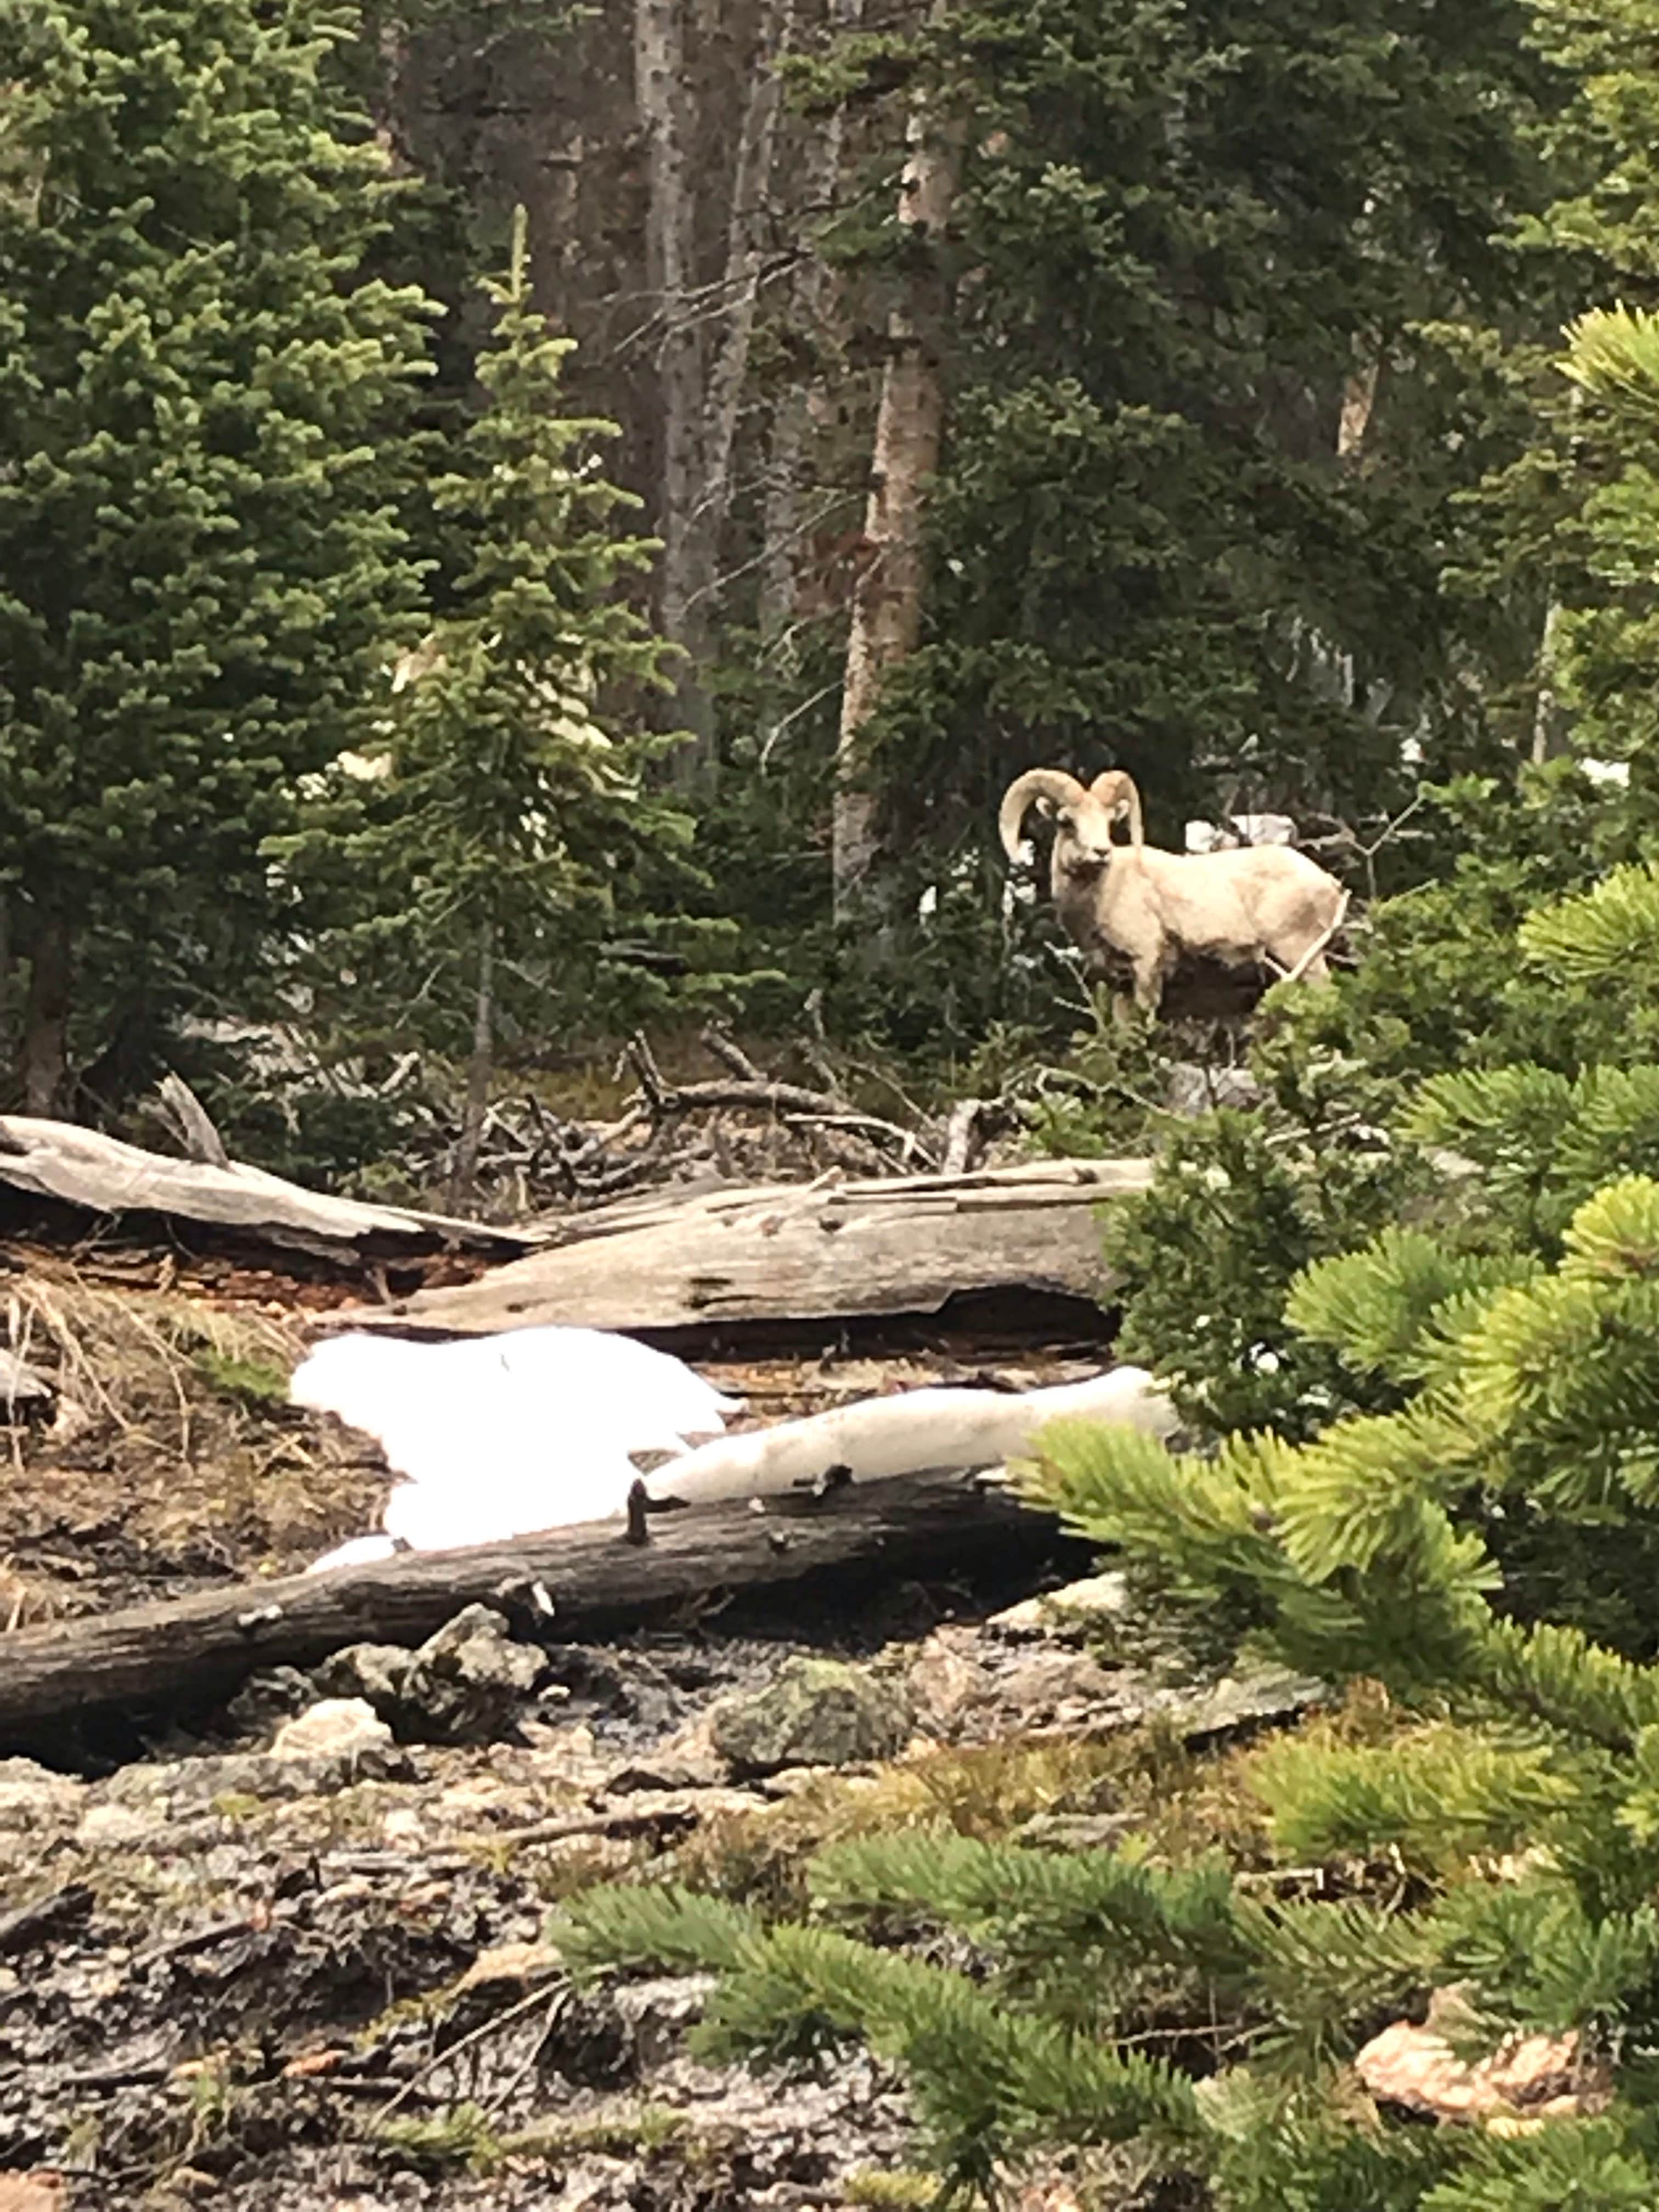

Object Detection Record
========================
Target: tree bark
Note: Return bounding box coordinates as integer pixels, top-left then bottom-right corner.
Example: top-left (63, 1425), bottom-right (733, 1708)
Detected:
top-left (453, 916), bottom-right (495, 1204)
top-left (20, 913), bottom-right (71, 1119)
top-left (635, 0), bottom-right (713, 779)
top-left (831, 9), bottom-right (959, 915)
top-left (1337, 358), bottom-right (1380, 466)
top-left (0, 895), bottom-right (12, 1105)
top-left (1531, 597), bottom-right (1566, 765)
top-left (696, 0), bottom-right (794, 551)
top-left (759, 0), bottom-right (860, 637)
top-left (0, 1472), bottom-right (1054, 1745)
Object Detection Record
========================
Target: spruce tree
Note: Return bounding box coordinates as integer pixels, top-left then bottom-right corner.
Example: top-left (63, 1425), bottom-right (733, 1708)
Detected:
top-left (0, 0), bottom-right (435, 1111)
top-left (275, 206), bottom-right (689, 1200)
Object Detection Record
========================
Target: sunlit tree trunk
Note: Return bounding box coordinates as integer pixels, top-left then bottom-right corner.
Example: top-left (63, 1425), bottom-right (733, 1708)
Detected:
top-left (634, 0), bottom-right (708, 773)
top-left (832, 16), bottom-right (958, 913)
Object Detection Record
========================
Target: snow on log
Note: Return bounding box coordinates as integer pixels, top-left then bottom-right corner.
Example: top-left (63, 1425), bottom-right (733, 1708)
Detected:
top-left (646, 1365), bottom-right (1176, 1504)
top-left (296, 1330), bottom-right (1167, 1564)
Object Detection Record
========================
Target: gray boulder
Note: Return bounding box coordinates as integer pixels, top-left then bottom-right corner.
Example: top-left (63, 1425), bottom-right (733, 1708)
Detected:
top-left (398, 1604), bottom-right (546, 1744)
top-left (707, 1656), bottom-right (911, 1775)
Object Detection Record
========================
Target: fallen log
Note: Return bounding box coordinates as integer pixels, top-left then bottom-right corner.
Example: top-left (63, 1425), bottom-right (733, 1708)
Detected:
top-left (0, 1471), bottom-right (1051, 1746)
top-left (0, 1114), bottom-right (537, 1263)
top-left (338, 1156), bottom-right (1155, 1336)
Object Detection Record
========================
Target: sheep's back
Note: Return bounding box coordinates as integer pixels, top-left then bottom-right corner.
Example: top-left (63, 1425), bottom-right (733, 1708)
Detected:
top-left (1132, 844), bottom-right (1343, 949)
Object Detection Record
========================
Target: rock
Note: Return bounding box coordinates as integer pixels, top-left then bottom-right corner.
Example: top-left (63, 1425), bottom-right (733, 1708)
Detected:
top-left (988, 1573), bottom-right (1131, 1640)
top-left (992, 1649), bottom-right (1124, 1728)
top-left (602, 1713), bottom-right (729, 1793)
top-left (0, 1759), bottom-right (83, 1832)
top-left (613, 1972), bottom-right (717, 2072)
top-left (398, 1604), bottom-right (546, 1744)
top-left (223, 1666), bottom-right (312, 1739)
top-left (97, 1743), bottom-right (402, 1815)
top-left (1015, 1811), bottom-right (1138, 1851)
top-left (1355, 1991), bottom-right (1610, 2125)
top-left (75, 1803), bottom-right (157, 1850)
top-left (269, 1698), bottom-right (393, 1764)
top-left (0, 2173), bottom-right (67, 2211)
top-left (707, 1656), bottom-right (911, 1775)
top-left (312, 1641), bottom-right (415, 1717)
top-left (906, 1634), bottom-right (990, 1734)
top-left (1160, 1668), bottom-right (1325, 1739)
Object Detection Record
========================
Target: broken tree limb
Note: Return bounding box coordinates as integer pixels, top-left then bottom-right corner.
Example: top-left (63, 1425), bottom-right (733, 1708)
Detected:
top-left (0, 1115), bottom-right (536, 1261)
top-left (0, 1471), bottom-right (1050, 1745)
top-left (154, 1070), bottom-right (231, 1170)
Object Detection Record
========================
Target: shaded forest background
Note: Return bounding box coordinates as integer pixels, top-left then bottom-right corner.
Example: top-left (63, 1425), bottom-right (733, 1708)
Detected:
top-left (5, 0), bottom-right (1658, 1189)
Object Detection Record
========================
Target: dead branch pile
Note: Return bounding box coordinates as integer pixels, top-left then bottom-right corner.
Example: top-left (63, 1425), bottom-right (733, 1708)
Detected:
top-left (388, 1026), bottom-right (1012, 1217)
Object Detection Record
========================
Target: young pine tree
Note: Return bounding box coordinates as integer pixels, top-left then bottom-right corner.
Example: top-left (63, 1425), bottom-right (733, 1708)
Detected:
top-left (278, 206), bottom-right (690, 1200)
top-left (0, 0), bottom-right (436, 1111)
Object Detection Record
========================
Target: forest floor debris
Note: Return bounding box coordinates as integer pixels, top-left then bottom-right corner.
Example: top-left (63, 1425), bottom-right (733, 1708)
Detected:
top-left (0, 1567), bottom-right (1319, 2209)
top-left (0, 1140), bottom-right (1274, 2209)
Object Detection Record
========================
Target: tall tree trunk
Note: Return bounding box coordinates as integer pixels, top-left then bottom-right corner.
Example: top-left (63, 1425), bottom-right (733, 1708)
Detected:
top-left (20, 915), bottom-right (71, 1119)
top-left (759, 0), bottom-right (859, 637)
top-left (635, 0), bottom-right (712, 780)
top-left (0, 895), bottom-right (12, 1107)
top-left (696, 0), bottom-right (793, 539)
top-left (831, 18), bottom-right (958, 915)
top-left (1338, 357), bottom-right (1380, 466)
top-left (453, 918), bottom-right (496, 1206)
top-left (1531, 597), bottom-right (1565, 765)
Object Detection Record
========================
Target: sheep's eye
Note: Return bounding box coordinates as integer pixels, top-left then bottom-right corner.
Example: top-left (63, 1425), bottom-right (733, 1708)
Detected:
top-left (1056, 809), bottom-right (1074, 831)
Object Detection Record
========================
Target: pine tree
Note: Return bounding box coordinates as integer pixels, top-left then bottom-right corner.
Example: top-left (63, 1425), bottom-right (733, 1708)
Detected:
top-left (275, 205), bottom-right (691, 1200)
top-left (0, 0), bottom-right (437, 1111)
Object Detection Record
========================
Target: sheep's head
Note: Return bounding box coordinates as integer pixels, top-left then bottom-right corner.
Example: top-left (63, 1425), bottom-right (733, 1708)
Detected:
top-left (998, 768), bottom-right (1124, 875)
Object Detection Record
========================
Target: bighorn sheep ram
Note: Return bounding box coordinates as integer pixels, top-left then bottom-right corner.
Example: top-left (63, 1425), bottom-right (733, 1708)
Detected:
top-left (998, 766), bottom-right (1349, 1017)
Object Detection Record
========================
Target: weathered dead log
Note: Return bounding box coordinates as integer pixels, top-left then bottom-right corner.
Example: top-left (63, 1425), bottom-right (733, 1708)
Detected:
top-left (343, 1156), bottom-right (1153, 1336)
top-left (0, 1114), bottom-right (535, 1261)
top-left (0, 1471), bottom-right (1049, 1744)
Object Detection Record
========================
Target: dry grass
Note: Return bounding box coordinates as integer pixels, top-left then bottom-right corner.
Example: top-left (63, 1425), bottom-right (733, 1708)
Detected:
top-left (0, 1266), bottom-right (391, 1622)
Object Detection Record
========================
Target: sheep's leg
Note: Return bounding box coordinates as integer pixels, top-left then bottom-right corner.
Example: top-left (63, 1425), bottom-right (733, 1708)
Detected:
top-left (1130, 955), bottom-right (1166, 1018)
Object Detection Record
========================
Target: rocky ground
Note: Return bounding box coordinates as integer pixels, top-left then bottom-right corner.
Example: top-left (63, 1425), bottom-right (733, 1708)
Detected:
top-left (0, 1565), bottom-right (1319, 2211)
top-left (0, 1218), bottom-right (1318, 2211)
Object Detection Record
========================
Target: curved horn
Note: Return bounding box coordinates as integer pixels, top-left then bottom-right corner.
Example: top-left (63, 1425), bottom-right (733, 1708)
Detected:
top-left (1090, 769), bottom-right (1144, 851)
top-left (998, 768), bottom-right (1086, 861)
